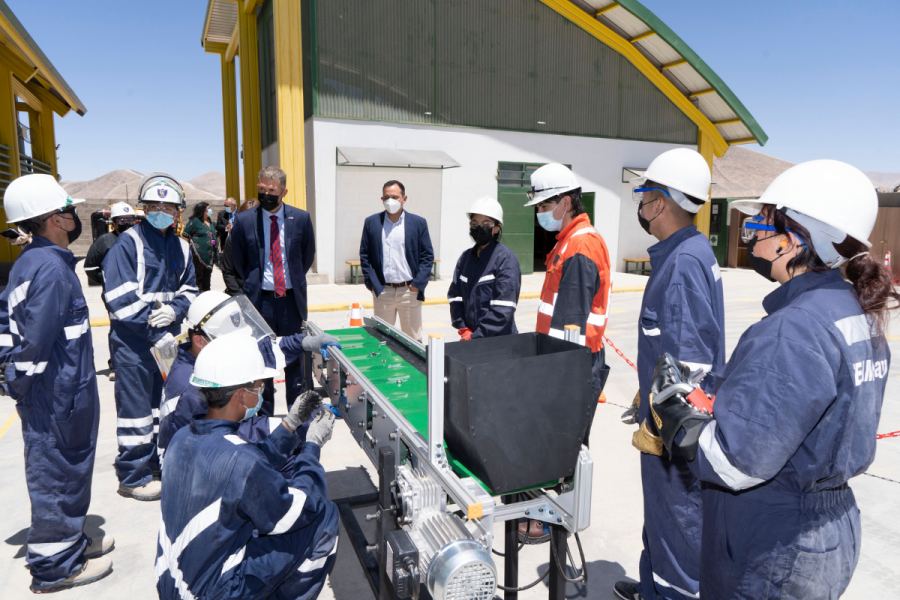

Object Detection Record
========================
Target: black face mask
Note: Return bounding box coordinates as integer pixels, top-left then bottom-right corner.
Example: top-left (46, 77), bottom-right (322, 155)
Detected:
top-left (59, 209), bottom-right (82, 244)
top-left (258, 191), bottom-right (281, 212)
top-left (469, 225), bottom-right (495, 246)
top-left (117, 222), bottom-right (133, 234)
top-left (637, 198), bottom-right (662, 235)
top-left (747, 237), bottom-right (779, 282)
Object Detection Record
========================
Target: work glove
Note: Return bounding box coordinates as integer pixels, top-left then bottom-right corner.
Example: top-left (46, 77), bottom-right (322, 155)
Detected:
top-left (149, 304), bottom-right (177, 328)
top-left (458, 327), bottom-right (472, 341)
top-left (306, 409), bottom-right (336, 448)
top-left (648, 353), bottom-right (713, 461)
top-left (154, 333), bottom-right (178, 361)
top-left (301, 333), bottom-right (342, 359)
top-left (284, 390), bottom-right (322, 432)
top-left (621, 389), bottom-right (640, 425)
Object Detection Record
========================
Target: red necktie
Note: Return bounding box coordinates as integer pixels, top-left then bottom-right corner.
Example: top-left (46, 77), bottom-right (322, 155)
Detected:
top-left (270, 215), bottom-right (287, 296)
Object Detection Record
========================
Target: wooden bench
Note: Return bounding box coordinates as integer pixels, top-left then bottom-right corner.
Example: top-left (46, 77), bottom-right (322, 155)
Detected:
top-left (624, 257), bottom-right (651, 276)
top-left (346, 260), bottom-right (441, 285)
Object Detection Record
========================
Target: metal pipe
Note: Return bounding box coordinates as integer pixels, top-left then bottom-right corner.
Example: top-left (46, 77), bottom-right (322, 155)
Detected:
top-left (427, 334), bottom-right (445, 467)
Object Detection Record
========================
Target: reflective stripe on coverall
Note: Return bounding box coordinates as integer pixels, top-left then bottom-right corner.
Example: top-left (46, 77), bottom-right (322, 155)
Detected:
top-left (102, 219), bottom-right (197, 487)
top-left (696, 270), bottom-right (888, 599)
top-left (447, 239), bottom-right (521, 338)
top-left (156, 419), bottom-right (338, 600)
top-left (0, 235), bottom-right (100, 587)
top-left (635, 225), bottom-right (725, 600)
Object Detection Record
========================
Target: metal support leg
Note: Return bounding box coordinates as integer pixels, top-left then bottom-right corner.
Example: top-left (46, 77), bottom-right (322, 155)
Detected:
top-left (503, 495), bottom-right (518, 600)
top-left (548, 526), bottom-right (567, 600)
top-left (377, 447), bottom-right (396, 600)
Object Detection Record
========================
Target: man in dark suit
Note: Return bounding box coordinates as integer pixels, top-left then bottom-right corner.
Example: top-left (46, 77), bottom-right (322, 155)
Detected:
top-left (215, 197), bottom-right (237, 261)
top-left (359, 180), bottom-right (434, 342)
top-left (231, 167), bottom-right (315, 416)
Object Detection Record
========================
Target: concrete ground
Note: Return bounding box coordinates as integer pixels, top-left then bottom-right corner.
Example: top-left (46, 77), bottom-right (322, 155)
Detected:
top-left (1, 264), bottom-right (898, 599)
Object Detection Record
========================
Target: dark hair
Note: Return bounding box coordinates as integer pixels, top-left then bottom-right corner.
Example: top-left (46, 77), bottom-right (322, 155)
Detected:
top-left (770, 207), bottom-right (900, 337)
top-left (198, 383), bottom-right (244, 410)
top-left (192, 202), bottom-right (209, 221)
top-left (383, 180), bottom-right (405, 196)
top-left (561, 188), bottom-right (585, 218)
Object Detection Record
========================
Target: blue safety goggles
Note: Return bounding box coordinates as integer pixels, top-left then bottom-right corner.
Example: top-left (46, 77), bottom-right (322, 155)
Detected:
top-left (741, 215), bottom-right (806, 246)
top-left (632, 187), bottom-right (670, 205)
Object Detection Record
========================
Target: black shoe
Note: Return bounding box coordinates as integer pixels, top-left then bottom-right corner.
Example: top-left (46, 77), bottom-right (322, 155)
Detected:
top-left (614, 580), bottom-right (643, 600)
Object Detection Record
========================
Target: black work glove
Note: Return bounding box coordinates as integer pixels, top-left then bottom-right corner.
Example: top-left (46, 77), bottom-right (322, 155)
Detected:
top-left (284, 390), bottom-right (322, 432)
top-left (649, 353), bottom-right (712, 461)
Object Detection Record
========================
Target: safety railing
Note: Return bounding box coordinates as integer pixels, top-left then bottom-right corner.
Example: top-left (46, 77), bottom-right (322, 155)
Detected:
top-left (20, 154), bottom-right (53, 177)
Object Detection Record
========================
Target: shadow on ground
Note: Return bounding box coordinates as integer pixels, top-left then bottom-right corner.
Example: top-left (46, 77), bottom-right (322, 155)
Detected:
top-left (4, 515), bottom-right (109, 561)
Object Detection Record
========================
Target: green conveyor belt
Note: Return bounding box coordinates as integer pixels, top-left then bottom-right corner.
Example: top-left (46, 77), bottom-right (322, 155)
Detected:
top-left (324, 327), bottom-right (488, 490)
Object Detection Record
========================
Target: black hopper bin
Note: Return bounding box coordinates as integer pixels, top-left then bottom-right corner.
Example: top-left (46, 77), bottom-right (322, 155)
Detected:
top-left (443, 332), bottom-right (594, 495)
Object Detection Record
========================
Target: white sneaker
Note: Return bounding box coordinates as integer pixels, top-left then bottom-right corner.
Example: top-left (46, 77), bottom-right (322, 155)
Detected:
top-left (30, 556), bottom-right (112, 594)
top-left (117, 480), bottom-right (161, 501)
top-left (84, 535), bottom-right (115, 559)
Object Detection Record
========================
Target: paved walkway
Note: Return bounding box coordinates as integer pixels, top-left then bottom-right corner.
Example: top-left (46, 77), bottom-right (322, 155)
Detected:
top-left (1, 264), bottom-right (898, 599)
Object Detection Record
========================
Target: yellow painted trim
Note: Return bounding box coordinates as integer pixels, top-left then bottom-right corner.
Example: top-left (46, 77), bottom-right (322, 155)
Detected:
top-left (688, 88), bottom-right (715, 99)
top-left (0, 42), bottom-right (34, 83)
top-left (27, 93), bottom-right (58, 178)
top-left (661, 58), bottom-right (687, 70)
top-left (204, 41), bottom-right (229, 55)
top-left (595, 3), bottom-right (619, 16)
top-left (225, 25), bottom-right (239, 63)
top-left (713, 118), bottom-right (741, 127)
top-left (23, 65), bottom-right (38, 83)
top-left (244, 0), bottom-right (259, 14)
top-left (29, 81), bottom-right (69, 118)
top-left (90, 317), bottom-right (110, 327)
top-left (238, 5), bottom-right (262, 203)
top-left (0, 60), bottom-right (21, 262)
top-left (630, 31), bottom-right (656, 43)
top-left (273, 0), bottom-right (308, 210)
top-left (220, 54), bottom-right (241, 201)
top-left (728, 137), bottom-right (758, 145)
top-left (0, 413), bottom-right (18, 442)
top-left (0, 15), bottom-right (79, 115)
top-left (694, 129), bottom-right (714, 237)
top-left (537, 0), bottom-right (728, 157)
top-left (12, 77), bottom-right (41, 111)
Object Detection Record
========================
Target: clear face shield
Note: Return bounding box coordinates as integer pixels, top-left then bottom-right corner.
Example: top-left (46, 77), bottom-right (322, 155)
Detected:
top-left (198, 295), bottom-right (276, 343)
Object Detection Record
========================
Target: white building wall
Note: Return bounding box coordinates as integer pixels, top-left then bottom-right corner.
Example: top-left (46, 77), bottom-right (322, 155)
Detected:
top-left (308, 117), bottom-right (691, 283)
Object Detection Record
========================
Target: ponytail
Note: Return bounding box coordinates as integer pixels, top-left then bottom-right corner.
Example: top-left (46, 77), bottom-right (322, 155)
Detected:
top-left (770, 207), bottom-right (900, 338)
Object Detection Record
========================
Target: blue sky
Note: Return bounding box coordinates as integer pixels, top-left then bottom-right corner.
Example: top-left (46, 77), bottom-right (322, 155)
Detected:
top-left (9, 0), bottom-right (899, 183)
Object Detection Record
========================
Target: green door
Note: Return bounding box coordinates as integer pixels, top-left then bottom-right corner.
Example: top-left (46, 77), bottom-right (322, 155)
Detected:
top-left (582, 192), bottom-right (595, 225)
top-left (709, 198), bottom-right (728, 266)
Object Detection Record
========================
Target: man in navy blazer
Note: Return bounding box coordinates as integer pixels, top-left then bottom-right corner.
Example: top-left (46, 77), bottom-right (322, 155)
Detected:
top-left (231, 166), bottom-right (315, 415)
top-left (359, 180), bottom-right (434, 342)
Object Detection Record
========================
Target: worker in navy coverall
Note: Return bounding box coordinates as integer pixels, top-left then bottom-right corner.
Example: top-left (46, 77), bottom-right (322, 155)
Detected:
top-left (156, 334), bottom-right (339, 600)
top-left (616, 150), bottom-right (725, 600)
top-left (102, 175), bottom-right (197, 501)
top-left (448, 196), bottom-right (521, 340)
top-left (651, 160), bottom-right (895, 599)
top-left (0, 175), bottom-right (114, 593)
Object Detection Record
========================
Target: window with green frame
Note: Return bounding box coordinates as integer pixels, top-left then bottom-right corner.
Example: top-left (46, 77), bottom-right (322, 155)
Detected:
top-left (257, 0), bottom-right (277, 149)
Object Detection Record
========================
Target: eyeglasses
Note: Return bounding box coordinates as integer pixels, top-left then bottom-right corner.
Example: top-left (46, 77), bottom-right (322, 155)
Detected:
top-left (115, 218), bottom-right (136, 225)
top-left (740, 215), bottom-right (806, 246)
top-left (525, 186), bottom-right (566, 201)
top-left (632, 187), bottom-right (671, 205)
top-left (470, 219), bottom-right (496, 228)
top-left (243, 382), bottom-right (266, 395)
top-left (144, 203), bottom-right (178, 215)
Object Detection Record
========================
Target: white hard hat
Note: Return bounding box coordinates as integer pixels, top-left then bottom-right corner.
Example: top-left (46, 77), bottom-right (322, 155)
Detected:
top-left (4, 174), bottom-right (84, 223)
top-left (189, 333), bottom-right (279, 388)
top-left (140, 180), bottom-right (183, 205)
top-left (630, 148), bottom-right (712, 213)
top-left (524, 164), bottom-right (580, 206)
top-left (186, 291), bottom-right (231, 329)
top-left (731, 160), bottom-right (878, 267)
top-left (467, 196), bottom-right (504, 225)
top-left (110, 202), bottom-right (135, 220)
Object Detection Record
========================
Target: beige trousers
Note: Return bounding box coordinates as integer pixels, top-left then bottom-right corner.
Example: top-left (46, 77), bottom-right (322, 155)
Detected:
top-left (373, 285), bottom-right (423, 342)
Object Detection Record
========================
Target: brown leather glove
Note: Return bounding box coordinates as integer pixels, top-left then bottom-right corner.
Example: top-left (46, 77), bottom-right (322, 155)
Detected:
top-left (632, 421), bottom-right (663, 456)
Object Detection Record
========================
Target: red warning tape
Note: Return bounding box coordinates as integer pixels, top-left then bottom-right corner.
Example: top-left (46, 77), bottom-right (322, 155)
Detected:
top-left (604, 335), bottom-right (637, 372)
top-left (877, 431), bottom-right (900, 440)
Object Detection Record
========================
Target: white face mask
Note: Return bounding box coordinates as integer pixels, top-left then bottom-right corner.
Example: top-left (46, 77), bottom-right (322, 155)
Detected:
top-left (383, 198), bottom-right (402, 214)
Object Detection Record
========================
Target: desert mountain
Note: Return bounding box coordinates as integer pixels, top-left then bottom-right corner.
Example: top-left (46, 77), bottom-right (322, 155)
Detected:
top-left (61, 170), bottom-right (224, 201)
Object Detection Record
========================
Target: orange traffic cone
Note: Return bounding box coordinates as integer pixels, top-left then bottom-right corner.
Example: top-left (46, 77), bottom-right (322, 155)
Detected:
top-left (349, 302), bottom-right (363, 327)
top-left (598, 392), bottom-right (607, 404)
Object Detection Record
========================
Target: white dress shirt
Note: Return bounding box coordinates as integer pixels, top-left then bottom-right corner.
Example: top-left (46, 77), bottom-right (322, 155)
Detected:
top-left (262, 203), bottom-right (292, 291)
top-left (382, 211), bottom-right (413, 284)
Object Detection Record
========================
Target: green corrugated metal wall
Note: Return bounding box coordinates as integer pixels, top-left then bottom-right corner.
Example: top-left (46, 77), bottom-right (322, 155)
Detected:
top-left (308, 0), bottom-right (697, 144)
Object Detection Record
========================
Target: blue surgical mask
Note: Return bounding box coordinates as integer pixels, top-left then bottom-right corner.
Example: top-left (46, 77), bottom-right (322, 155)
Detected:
top-left (242, 390), bottom-right (264, 421)
top-left (146, 211), bottom-right (175, 230)
top-left (536, 210), bottom-right (562, 232)
top-left (225, 206), bottom-right (233, 214)
top-left (207, 208), bottom-right (213, 217)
